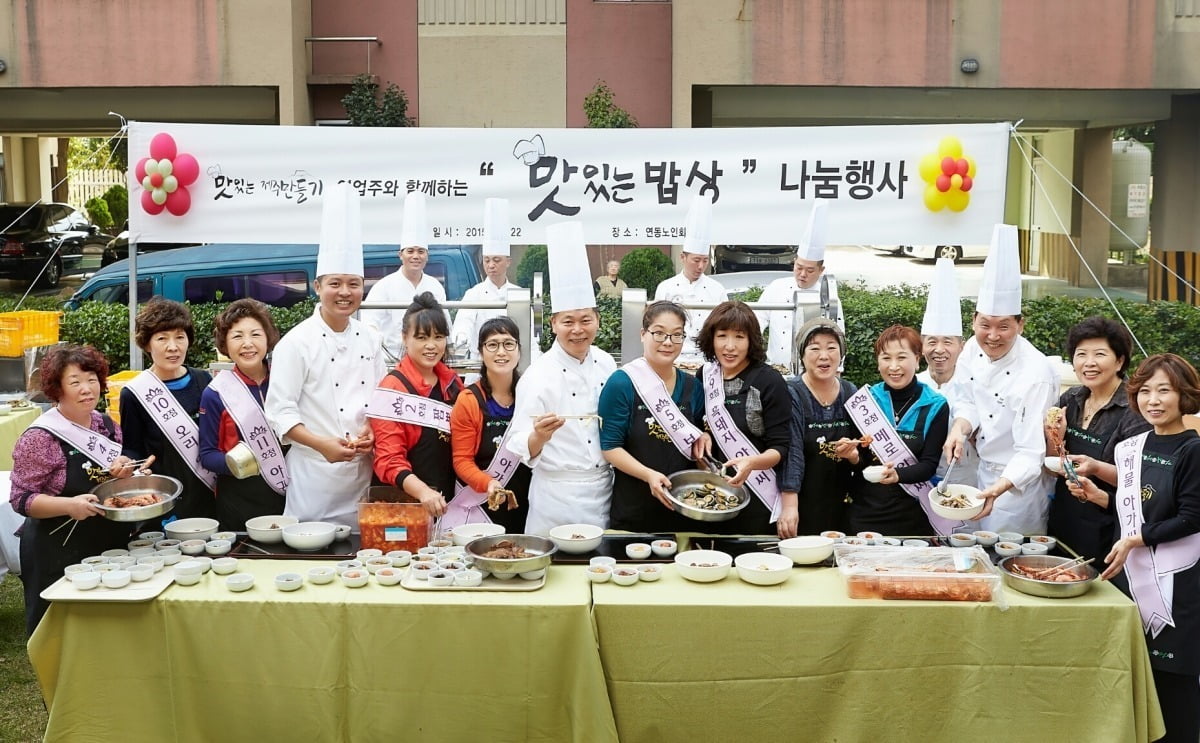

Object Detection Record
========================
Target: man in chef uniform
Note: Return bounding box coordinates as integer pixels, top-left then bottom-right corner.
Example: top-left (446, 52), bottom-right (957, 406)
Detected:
top-left (450, 198), bottom-right (522, 359)
top-left (943, 224), bottom-right (1058, 534)
top-left (507, 221), bottom-right (617, 535)
top-left (265, 183), bottom-right (387, 530)
top-left (361, 192), bottom-right (447, 359)
top-left (757, 199), bottom-right (844, 368)
top-left (916, 257), bottom-right (977, 489)
top-left (653, 195), bottom-right (728, 358)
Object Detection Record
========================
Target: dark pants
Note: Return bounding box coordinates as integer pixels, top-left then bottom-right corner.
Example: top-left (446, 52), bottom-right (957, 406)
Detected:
top-left (1154, 668), bottom-right (1200, 743)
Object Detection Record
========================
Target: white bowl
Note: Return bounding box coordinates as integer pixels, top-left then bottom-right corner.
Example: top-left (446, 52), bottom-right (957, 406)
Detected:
top-left (548, 524), bottom-right (604, 554)
top-left (191, 556), bottom-right (213, 574)
top-left (365, 557), bottom-right (393, 574)
top-left (211, 557), bottom-right (239, 575)
top-left (69, 571), bottom-right (101, 590)
top-left (994, 542), bottom-right (1023, 557)
top-left (841, 537), bottom-right (867, 546)
top-left (226, 573), bottom-right (255, 592)
top-left (1021, 542), bottom-right (1051, 555)
top-left (856, 532), bottom-right (881, 544)
top-left (173, 572), bottom-right (203, 586)
top-left (637, 564), bottom-right (663, 582)
top-left (777, 535), bottom-right (835, 565)
top-left (109, 555), bottom-right (137, 568)
top-left (409, 563), bottom-right (434, 581)
top-left (674, 550), bottom-right (733, 583)
top-left (63, 564), bottom-right (91, 577)
top-left (137, 556), bottom-right (166, 572)
top-left (949, 533), bottom-right (978, 548)
top-left (387, 550), bottom-right (413, 567)
top-left (1043, 456), bottom-right (1064, 474)
top-left (820, 531), bottom-right (846, 542)
top-left (281, 522), bottom-right (337, 552)
top-left (154, 539), bottom-right (182, 550)
top-left (611, 567), bottom-right (640, 586)
top-left (210, 531), bottom-right (237, 543)
top-left (998, 532), bottom-right (1025, 544)
top-left (928, 484), bottom-right (986, 520)
top-left (451, 522), bottom-right (506, 546)
top-left (308, 567), bottom-right (337, 585)
top-left (734, 552), bottom-right (794, 586)
top-left (863, 465), bottom-right (886, 483)
top-left (650, 539), bottom-right (678, 557)
top-left (334, 525), bottom-right (352, 541)
top-left (82, 555), bottom-right (107, 567)
top-left (128, 564), bottom-right (155, 582)
top-left (375, 567), bottom-right (404, 586)
top-left (138, 531), bottom-right (166, 543)
top-left (586, 565), bottom-right (612, 583)
top-left (340, 569), bottom-right (369, 588)
top-left (275, 573), bottom-right (304, 592)
top-left (129, 547), bottom-right (157, 558)
top-left (453, 569), bottom-right (484, 587)
top-left (519, 568), bottom-right (546, 581)
top-left (101, 548), bottom-right (129, 558)
top-left (625, 542), bottom-right (652, 560)
top-left (589, 556), bottom-right (617, 569)
top-left (174, 559), bottom-right (207, 577)
top-left (157, 549), bottom-right (183, 565)
top-left (127, 539), bottom-right (155, 550)
top-left (355, 549), bottom-right (383, 561)
top-left (1028, 535), bottom-right (1057, 551)
top-left (179, 539), bottom-right (207, 556)
top-left (972, 531), bottom-right (1000, 547)
top-left (205, 539), bottom-right (232, 556)
top-left (903, 539), bottom-right (930, 547)
top-left (427, 570), bottom-right (455, 587)
top-left (245, 515), bottom-right (297, 544)
top-left (166, 517), bottom-right (220, 541)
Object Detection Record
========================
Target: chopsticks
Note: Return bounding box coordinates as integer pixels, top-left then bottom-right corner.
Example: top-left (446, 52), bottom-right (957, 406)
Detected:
top-left (238, 540), bottom-right (273, 555)
top-left (531, 414), bottom-right (603, 425)
top-left (1034, 556), bottom-right (1094, 580)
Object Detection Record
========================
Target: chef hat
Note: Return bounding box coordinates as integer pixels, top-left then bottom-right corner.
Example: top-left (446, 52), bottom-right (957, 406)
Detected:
top-left (482, 198), bottom-right (511, 257)
top-left (546, 221), bottom-right (596, 313)
top-left (795, 199), bottom-right (831, 262)
top-left (921, 258), bottom-right (963, 336)
top-left (681, 195), bottom-right (713, 255)
top-left (975, 224), bottom-right (1022, 316)
top-left (316, 182), bottom-right (364, 277)
top-left (400, 191), bottom-right (428, 250)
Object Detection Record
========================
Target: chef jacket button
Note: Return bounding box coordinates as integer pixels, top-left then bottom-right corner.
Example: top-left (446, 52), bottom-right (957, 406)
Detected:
top-left (340, 408), bottom-right (344, 412)
top-left (335, 383), bottom-right (339, 387)
top-left (587, 439), bottom-right (592, 444)
top-left (572, 393), bottom-right (576, 396)
top-left (1005, 371), bottom-right (1010, 375)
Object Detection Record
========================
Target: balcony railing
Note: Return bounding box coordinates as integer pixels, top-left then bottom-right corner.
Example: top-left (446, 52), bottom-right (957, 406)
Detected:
top-left (304, 36), bottom-right (382, 85)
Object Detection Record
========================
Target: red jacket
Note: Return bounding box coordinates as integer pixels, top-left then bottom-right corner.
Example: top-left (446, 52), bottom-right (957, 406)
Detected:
top-left (370, 355), bottom-right (461, 489)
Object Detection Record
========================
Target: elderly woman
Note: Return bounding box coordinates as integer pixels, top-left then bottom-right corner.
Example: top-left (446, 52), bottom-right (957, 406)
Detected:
top-left (1071, 354), bottom-right (1200, 743)
top-left (199, 299), bottom-right (289, 531)
top-left (842, 325), bottom-right (949, 536)
top-left (120, 297), bottom-right (216, 521)
top-left (11, 345), bottom-right (145, 635)
top-left (1044, 316), bottom-right (1149, 561)
top-left (693, 300), bottom-right (790, 536)
top-left (781, 318), bottom-right (858, 537)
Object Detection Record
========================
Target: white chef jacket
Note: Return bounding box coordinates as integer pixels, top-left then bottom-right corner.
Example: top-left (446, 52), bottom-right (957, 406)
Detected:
top-left (360, 271), bottom-right (448, 359)
top-left (450, 278), bottom-right (520, 357)
top-left (265, 308), bottom-right (388, 530)
top-left (952, 335), bottom-right (1058, 534)
top-left (917, 367), bottom-right (978, 489)
top-left (507, 341), bottom-right (617, 534)
top-left (654, 272), bottom-right (729, 357)
top-left (756, 275), bottom-right (844, 367)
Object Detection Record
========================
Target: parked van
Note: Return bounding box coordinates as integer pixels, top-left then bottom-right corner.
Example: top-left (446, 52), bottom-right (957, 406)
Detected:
top-left (65, 243), bottom-right (482, 309)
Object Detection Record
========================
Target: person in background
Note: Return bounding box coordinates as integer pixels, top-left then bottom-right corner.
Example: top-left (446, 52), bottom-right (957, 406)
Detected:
top-left (781, 318), bottom-right (857, 537)
top-left (1070, 353), bottom-right (1200, 743)
top-left (1043, 316), bottom-right (1148, 561)
top-left (600, 301), bottom-right (701, 534)
top-left (450, 198), bottom-right (521, 360)
top-left (120, 297), bottom-right (216, 521)
top-left (693, 300), bottom-right (791, 536)
top-left (654, 195), bottom-right (728, 358)
top-left (199, 299), bottom-right (289, 530)
top-left (11, 345), bottom-right (145, 635)
top-left (594, 260), bottom-right (627, 300)
top-left (446, 317), bottom-right (531, 533)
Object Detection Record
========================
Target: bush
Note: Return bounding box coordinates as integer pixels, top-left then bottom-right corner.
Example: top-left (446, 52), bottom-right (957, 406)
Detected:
top-left (84, 197), bottom-right (114, 232)
top-left (536, 295), bottom-right (621, 353)
top-left (619, 247), bottom-right (674, 296)
top-left (515, 245), bottom-right (548, 289)
top-left (101, 185), bottom-right (128, 228)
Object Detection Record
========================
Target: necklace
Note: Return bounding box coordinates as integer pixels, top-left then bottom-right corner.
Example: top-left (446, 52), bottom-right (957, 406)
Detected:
top-left (892, 395), bottom-right (917, 424)
top-left (804, 375), bottom-right (838, 407)
top-left (1081, 385), bottom-right (1118, 428)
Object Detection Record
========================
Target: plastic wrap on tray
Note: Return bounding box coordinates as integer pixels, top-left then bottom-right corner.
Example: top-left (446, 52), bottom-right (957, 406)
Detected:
top-left (834, 544), bottom-right (1002, 603)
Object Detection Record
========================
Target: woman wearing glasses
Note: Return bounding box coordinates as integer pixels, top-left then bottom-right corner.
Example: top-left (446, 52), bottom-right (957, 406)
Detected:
top-left (447, 317), bottom-right (530, 533)
top-left (599, 301), bottom-right (701, 533)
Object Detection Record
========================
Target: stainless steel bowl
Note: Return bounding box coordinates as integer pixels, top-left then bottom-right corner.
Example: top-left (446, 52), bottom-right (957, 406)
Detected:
top-left (464, 534), bottom-right (557, 576)
top-left (90, 475), bottom-right (183, 522)
top-left (665, 470), bottom-right (750, 523)
top-left (999, 555), bottom-right (1098, 599)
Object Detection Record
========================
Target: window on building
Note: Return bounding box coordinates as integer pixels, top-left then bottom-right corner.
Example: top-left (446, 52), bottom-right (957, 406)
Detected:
top-left (184, 271), bottom-right (310, 306)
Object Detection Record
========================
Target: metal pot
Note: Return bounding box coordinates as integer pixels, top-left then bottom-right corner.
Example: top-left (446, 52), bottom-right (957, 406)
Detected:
top-left (225, 442), bottom-right (259, 479)
top-left (665, 469), bottom-right (750, 522)
top-left (999, 555), bottom-right (1098, 599)
top-left (90, 474), bottom-right (184, 522)
top-left (464, 534), bottom-right (557, 576)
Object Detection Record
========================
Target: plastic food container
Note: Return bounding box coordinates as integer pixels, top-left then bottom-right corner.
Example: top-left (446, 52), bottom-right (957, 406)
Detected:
top-left (358, 486), bottom-right (431, 553)
top-left (834, 544), bottom-right (1001, 603)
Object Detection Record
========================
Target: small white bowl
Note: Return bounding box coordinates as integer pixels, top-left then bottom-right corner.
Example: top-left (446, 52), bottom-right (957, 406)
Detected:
top-left (63, 564), bottom-right (91, 576)
top-left (165, 517), bottom-right (220, 541)
top-left (226, 573), bottom-right (255, 592)
top-left (92, 563), bottom-right (115, 573)
top-left (862, 465), bottom-right (886, 483)
top-left (375, 567), bottom-right (404, 586)
top-left (137, 556), bottom-right (166, 572)
top-left (451, 522), bottom-right (506, 546)
top-left (650, 540), bottom-right (678, 557)
top-left (340, 569), bottom-right (369, 588)
top-left (841, 537), bottom-right (868, 546)
top-left (365, 557), bottom-right (393, 574)
top-left (589, 556), bottom-right (617, 569)
top-left (548, 524), bottom-right (604, 554)
top-left (929, 484), bottom-right (986, 520)
top-left (949, 533), bottom-right (978, 548)
top-left (778, 535), bottom-right (834, 565)
top-left (674, 550), bottom-right (733, 583)
top-left (734, 552), bottom-right (793, 586)
top-left (128, 564), bottom-right (155, 582)
top-left (1043, 456), bottom-right (1065, 474)
top-left (387, 550), bottom-right (413, 567)
top-left (624, 543), bottom-right (652, 560)
top-left (972, 531), bottom-right (1000, 547)
top-left (438, 560), bottom-right (467, 573)
top-left (308, 566), bottom-right (337, 584)
top-left (856, 532), bottom-right (881, 545)
top-left (101, 548), bottom-right (129, 558)
top-left (878, 537), bottom-right (903, 547)
top-left (997, 532), bottom-right (1025, 544)
top-left (427, 570), bottom-right (455, 587)
top-left (453, 569), bottom-right (484, 587)
top-left (244, 515), bottom-right (297, 544)
top-left (173, 572), bottom-right (203, 586)
top-left (205, 539), bottom-right (232, 556)
top-left (1028, 535), bottom-right (1057, 551)
top-left (180, 540), bottom-right (207, 556)
top-left (586, 565), bottom-right (613, 583)
top-left (820, 531), bottom-right (846, 542)
top-left (211, 557), bottom-right (239, 575)
top-left (129, 547), bottom-right (157, 558)
top-left (334, 525), bottom-right (352, 541)
top-left (611, 567), bottom-right (640, 586)
top-left (903, 539), bottom-right (930, 547)
top-left (157, 549), bottom-right (183, 565)
top-left (174, 559), bottom-right (206, 577)
top-left (1021, 542), bottom-right (1051, 556)
top-left (191, 556), bottom-right (213, 574)
top-left (69, 571), bottom-right (101, 590)
top-left (81, 555), bottom-right (107, 567)
top-left (428, 538), bottom-right (455, 551)
top-left (109, 555), bottom-right (137, 568)
top-left (637, 564), bottom-right (663, 582)
top-left (409, 563), bottom-right (434, 581)
top-left (519, 568), bottom-right (546, 581)
top-left (154, 539), bottom-right (182, 550)
top-left (336, 559), bottom-right (364, 573)
top-left (994, 542), bottom-right (1023, 558)
top-left (281, 521), bottom-right (337, 552)
top-left (356, 548), bottom-right (383, 561)
top-left (138, 531), bottom-right (166, 543)
top-left (275, 573), bottom-right (304, 591)
top-left (127, 539), bottom-right (155, 550)
top-left (210, 531), bottom-right (237, 543)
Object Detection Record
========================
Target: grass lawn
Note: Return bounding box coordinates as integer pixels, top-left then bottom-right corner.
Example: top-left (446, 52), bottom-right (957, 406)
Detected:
top-left (0, 575), bottom-right (46, 742)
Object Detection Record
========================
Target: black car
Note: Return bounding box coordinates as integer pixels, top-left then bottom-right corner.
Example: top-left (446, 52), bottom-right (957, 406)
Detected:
top-left (0, 203), bottom-right (113, 287)
top-left (101, 221), bottom-right (196, 267)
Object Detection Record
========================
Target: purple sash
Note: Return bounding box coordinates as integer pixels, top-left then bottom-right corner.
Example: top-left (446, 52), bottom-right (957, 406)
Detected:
top-left (701, 362), bottom-right (780, 522)
top-left (624, 358), bottom-right (704, 459)
top-left (844, 386), bottom-right (964, 536)
top-left (365, 387), bottom-right (453, 433)
top-left (209, 371), bottom-right (291, 495)
top-left (1115, 432), bottom-right (1200, 638)
top-left (125, 370), bottom-right (217, 491)
top-left (31, 407), bottom-right (122, 469)
top-left (443, 427), bottom-right (523, 529)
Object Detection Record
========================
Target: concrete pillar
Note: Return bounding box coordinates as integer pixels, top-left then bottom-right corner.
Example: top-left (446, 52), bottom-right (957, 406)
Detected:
top-left (21, 138), bottom-right (44, 203)
top-left (1076, 127), bottom-right (1113, 288)
top-left (1149, 94), bottom-right (1200, 303)
top-left (1, 136), bottom-right (24, 202)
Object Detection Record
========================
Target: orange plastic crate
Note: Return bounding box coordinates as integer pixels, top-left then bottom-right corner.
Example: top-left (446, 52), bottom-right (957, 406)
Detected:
top-left (0, 311), bottom-right (61, 357)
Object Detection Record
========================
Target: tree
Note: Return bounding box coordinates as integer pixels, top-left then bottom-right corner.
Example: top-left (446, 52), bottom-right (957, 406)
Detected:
top-left (68, 137), bottom-right (127, 171)
top-left (1114, 125), bottom-right (1154, 145)
top-left (583, 81), bottom-right (638, 129)
top-left (342, 74), bottom-right (415, 127)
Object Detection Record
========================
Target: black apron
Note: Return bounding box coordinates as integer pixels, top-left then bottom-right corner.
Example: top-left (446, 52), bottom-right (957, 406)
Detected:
top-left (1047, 421), bottom-right (1114, 562)
top-left (708, 378), bottom-right (775, 537)
top-left (792, 379), bottom-right (855, 534)
top-left (20, 418), bottom-right (134, 635)
top-left (847, 406), bottom-right (936, 537)
top-left (452, 385), bottom-right (530, 534)
top-left (609, 373), bottom-right (698, 534)
top-left (378, 370), bottom-right (461, 497)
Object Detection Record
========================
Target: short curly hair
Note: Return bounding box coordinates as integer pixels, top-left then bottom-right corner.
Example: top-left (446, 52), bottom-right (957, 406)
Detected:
top-left (1067, 315), bottom-right (1133, 376)
top-left (134, 297), bottom-right (195, 351)
top-left (873, 324), bottom-right (922, 357)
top-left (40, 344), bottom-right (110, 402)
top-left (1127, 353), bottom-right (1200, 416)
top-left (697, 300), bottom-right (766, 366)
top-left (213, 299), bottom-right (281, 357)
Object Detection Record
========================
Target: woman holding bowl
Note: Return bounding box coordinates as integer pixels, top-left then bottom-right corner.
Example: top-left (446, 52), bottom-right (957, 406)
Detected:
top-left (600, 301), bottom-right (702, 534)
top-left (447, 317), bottom-right (530, 533)
top-left (693, 300), bottom-right (790, 536)
top-left (1070, 353), bottom-right (1200, 743)
top-left (11, 345), bottom-right (146, 634)
top-left (1044, 316), bottom-right (1149, 561)
top-left (199, 299), bottom-right (290, 531)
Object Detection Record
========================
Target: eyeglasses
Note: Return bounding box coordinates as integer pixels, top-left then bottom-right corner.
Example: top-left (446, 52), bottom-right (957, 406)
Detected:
top-left (483, 340), bottom-right (519, 352)
top-left (647, 331), bottom-right (687, 344)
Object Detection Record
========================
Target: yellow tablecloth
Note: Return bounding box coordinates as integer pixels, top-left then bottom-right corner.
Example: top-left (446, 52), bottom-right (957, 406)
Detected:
top-left (0, 406), bottom-right (41, 470)
top-left (29, 561), bottom-right (618, 743)
top-left (592, 566), bottom-right (1165, 742)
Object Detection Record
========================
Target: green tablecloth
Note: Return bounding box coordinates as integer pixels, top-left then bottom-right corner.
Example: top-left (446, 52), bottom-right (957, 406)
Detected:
top-left (592, 566), bottom-right (1164, 742)
top-left (0, 406), bottom-right (40, 470)
top-left (29, 560), bottom-right (617, 743)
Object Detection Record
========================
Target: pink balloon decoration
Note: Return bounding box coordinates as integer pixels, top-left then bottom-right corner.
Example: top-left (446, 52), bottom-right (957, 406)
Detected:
top-left (940, 157), bottom-right (956, 176)
top-left (936, 174), bottom-right (952, 193)
top-left (149, 133), bottom-right (177, 162)
top-left (141, 189), bottom-right (165, 215)
top-left (165, 188), bottom-right (191, 217)
top-left (173, 154), bottom-right (200, 186)
top-left (135, 157), bottom-right (150, 182)
top-left (960, 175), bottom-right (974, 192)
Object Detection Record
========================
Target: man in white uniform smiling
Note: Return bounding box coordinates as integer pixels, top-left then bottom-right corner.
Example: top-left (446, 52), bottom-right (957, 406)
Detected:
top-left (450, 198), bottom-right (521, 358)
top-left (653, 195), bottom-right (728, 358)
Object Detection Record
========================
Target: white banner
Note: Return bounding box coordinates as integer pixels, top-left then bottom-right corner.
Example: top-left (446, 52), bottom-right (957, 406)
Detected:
top-left (128, 121), bottom-right (1009, 246)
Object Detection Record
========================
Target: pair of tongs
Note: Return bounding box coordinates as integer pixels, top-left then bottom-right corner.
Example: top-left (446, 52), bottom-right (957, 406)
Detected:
top-left (701, 453), bottom-right (736, 479)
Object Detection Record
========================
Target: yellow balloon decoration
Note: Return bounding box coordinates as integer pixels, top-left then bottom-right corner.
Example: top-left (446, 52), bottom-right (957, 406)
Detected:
top-left (921, 136), bottom-right (976, 212)
top-left (946, 189), bottom-right (970, 212)
top-left (937, 137), bottom-right (963, 161)
top-left (918, 153), bottom-right (941, 184)
top-left (924, 184), bottom-right (947, 211)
